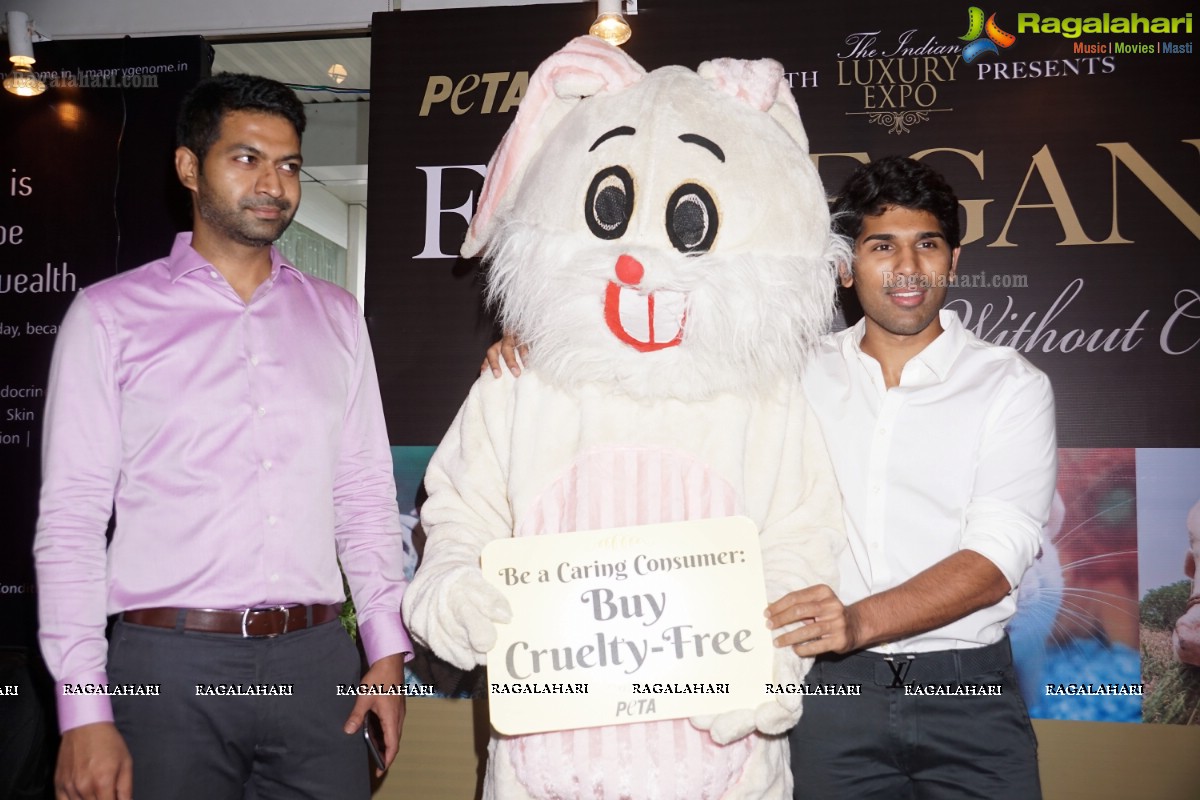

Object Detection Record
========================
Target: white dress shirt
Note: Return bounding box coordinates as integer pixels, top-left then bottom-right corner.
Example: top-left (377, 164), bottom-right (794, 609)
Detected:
top-left (802, 310), bottom-right (1057, 653)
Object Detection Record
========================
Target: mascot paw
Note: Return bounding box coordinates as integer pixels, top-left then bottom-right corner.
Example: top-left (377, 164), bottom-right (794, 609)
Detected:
top-left (442, 572), bottom-right (513, 669)
top-left (755, 694), bottom-right (801, 735)
top-left (689, 709), bottom-right (756, 745)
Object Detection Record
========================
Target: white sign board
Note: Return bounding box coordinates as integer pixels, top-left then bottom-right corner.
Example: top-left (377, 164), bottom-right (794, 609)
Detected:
top-left (481, 516), bottom-right (773, 735)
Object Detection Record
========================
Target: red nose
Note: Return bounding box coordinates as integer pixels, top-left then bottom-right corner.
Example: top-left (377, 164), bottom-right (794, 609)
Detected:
top-left (614, 254), bottom-right (644, 286)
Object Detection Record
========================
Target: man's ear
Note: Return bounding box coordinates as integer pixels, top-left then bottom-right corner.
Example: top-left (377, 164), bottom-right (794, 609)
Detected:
top-left (837, 260), bottom-right (855, 289)
top-left (175, 146), bottom-right (200, 192)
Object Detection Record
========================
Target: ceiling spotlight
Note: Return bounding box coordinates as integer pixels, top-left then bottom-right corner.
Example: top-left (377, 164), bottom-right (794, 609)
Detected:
top-left (327, 63), bottom-right (348, 85)
top-left (590, 0), bottom-right (631, 47)
top-left (4, 63), bottom-right (44, 96)
top-left (4, 11), bottom-right (46, 97)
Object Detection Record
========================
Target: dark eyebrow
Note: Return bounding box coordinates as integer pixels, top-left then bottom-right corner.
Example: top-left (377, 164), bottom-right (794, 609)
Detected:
top-left (227, 144), bottom-right (303, 163)
top-left (861, 231), bottom-right (946, 243)
top-left (589, 126), bottom-right (636, 152)
top-left (678, 133), bottom-right (725, 163)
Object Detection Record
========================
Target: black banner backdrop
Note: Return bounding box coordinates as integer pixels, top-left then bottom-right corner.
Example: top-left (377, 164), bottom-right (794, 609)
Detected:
top-left (368, 1), bottom-right (1198, 724)
top-left (368, 0), bottom-right (1198, 449)
top-left (0, 37), bottom-right (207, 650)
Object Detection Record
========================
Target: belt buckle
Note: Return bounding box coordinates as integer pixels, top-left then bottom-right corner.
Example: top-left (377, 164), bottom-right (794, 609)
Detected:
top-left (882, 653), bottom-right (916, 688)
top-left (241, 605), bottom-right (290, 638)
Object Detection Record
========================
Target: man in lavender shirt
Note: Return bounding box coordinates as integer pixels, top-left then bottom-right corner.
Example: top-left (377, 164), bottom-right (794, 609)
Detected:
top-left (34, 74), bottom-right (409, 799)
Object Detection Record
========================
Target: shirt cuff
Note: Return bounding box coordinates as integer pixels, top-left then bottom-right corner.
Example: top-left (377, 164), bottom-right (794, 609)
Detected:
top-left (961, 499), bottom-right (1043, 590)
top-left (357, 613), bottom-right (414, 666)
top-left (56, 670), bottom-right (115, 733)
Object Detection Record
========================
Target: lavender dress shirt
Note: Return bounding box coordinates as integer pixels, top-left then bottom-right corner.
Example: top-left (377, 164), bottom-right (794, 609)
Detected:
top-left (34, 233), bottom-right (411, 732)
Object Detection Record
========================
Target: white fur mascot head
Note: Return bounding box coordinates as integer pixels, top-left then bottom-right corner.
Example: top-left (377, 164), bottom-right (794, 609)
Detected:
top-left (464, 36), bottom-right (845, 399)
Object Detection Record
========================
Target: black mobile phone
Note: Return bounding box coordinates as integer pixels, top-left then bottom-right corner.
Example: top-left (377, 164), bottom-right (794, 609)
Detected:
top-left (363, 710), bottom-right (386, 772)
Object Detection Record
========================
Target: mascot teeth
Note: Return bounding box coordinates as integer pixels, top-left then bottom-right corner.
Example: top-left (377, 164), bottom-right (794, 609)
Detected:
top-left (604, 282), bottom-right (687, 351)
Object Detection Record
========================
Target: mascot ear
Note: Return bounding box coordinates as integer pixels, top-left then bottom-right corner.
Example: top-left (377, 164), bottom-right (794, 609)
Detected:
top-left (697, 58), bottom-right (809, 154)
top-left (461, 36), bottom-right (646, 258)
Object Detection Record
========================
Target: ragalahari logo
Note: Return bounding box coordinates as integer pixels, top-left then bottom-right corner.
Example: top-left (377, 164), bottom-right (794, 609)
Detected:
top-left (960, 7), bottom-right (1017, 63)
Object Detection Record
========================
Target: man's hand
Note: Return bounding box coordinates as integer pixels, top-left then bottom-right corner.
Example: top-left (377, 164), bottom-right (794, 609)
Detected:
top-left (481, 333), bottom-right (527, 378)
top-left (767, 553), bottom-right (1012, 657)
top-left (342, 653), bottom-right (406, 776)
top-left (766, 584), bottom-right (864, 657)
top-left (55, 721), bottom-right (133, 800)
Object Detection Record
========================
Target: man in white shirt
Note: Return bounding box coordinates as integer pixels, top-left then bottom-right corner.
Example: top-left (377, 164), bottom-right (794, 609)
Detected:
top-left (767, 155), bottom-right (1056, 799)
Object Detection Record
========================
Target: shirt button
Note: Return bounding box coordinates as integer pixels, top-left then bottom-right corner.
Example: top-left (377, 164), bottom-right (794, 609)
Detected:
top-left (250, 355), bottom-right (260, 366)
top-left (268, 515), bottom-right (277, 526)
top-left (208, 270), bottom-right (219, 280)
top-left (270, 573), bottom-right (280, 583)
top-left (257, 406), bottom-right (266, 416)
top-left (262, 460), bottom-right (272, 471)
top-left (872, 485), bottom-right (881, 494)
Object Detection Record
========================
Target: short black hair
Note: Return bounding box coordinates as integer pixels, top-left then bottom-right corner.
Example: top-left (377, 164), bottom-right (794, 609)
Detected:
top-left (831, 156), bottom-right (961, 249)
top-left (176, 73), bottom-right (306, 165)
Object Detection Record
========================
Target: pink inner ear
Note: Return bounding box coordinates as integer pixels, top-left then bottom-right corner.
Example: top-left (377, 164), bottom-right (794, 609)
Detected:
top-left (700, 58), bottom-right (794, 114)
top-left (543, 35), bottom-right (646, 101)
top-left (463, 36), bottom-right (645, 257)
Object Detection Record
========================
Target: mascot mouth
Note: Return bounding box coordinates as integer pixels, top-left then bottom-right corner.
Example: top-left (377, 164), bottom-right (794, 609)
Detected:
top-left (603, 282), bottom-right (687, 352)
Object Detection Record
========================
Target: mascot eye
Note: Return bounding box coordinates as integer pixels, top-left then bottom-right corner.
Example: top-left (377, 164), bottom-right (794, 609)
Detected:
top-left (585, 166), bottom-right (634, 240)
top-left (666, 183), bottom-right (718, 254)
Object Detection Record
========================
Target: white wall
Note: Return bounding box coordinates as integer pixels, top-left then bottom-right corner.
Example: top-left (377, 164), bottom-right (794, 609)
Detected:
top-left (14, 0), bottom-right (586, 39)
top-left (303, 103), bottom-right (370, 167)
top-left (294, 182), bottom-right (349, 250)
top-left (399, 0), bottom-right (580, 9)
top-left (13, 0), bottom-right (388, 39)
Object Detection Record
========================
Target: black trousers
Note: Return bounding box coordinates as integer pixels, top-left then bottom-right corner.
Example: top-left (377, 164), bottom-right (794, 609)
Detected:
top-left (789, 637), bottom-right (1041, 800)
top-left (108, 618), bottom-right (369, 800)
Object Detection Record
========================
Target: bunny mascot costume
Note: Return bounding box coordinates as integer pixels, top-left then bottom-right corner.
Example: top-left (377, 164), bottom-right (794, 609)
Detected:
top-left (404, 36), bottom-right (847, 799)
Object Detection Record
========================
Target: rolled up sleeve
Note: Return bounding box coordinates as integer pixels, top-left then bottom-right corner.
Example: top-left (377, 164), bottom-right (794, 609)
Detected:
top-left (961, 368), bottom-right (1057, 589)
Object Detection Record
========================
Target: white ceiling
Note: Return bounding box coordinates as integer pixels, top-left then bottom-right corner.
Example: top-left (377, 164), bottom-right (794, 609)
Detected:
top-left (212, 37), bottom-right (372, 104)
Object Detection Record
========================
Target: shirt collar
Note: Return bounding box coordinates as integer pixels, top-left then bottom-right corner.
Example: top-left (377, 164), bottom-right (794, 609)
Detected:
top-left (915, 310), bottom-right (967, 382)
top-left (165, 232), bottom-right (306, 285)
top-left (843, 308), bottom-right (965, 384)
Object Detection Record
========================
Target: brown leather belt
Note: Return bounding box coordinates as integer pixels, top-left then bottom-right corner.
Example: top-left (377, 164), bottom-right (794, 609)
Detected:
top-left (121, 603), bottom-right (343, 638)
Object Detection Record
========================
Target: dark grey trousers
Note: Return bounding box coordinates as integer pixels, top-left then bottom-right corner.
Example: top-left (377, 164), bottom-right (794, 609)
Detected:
top-left (108, 618), bottom-right (369, 800)
top-left (789, 637), bottom-right (1042, 800)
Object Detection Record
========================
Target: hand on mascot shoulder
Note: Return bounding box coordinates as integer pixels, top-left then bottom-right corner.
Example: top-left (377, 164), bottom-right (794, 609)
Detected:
top-left (482, 333), bottom-right (526, 378)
